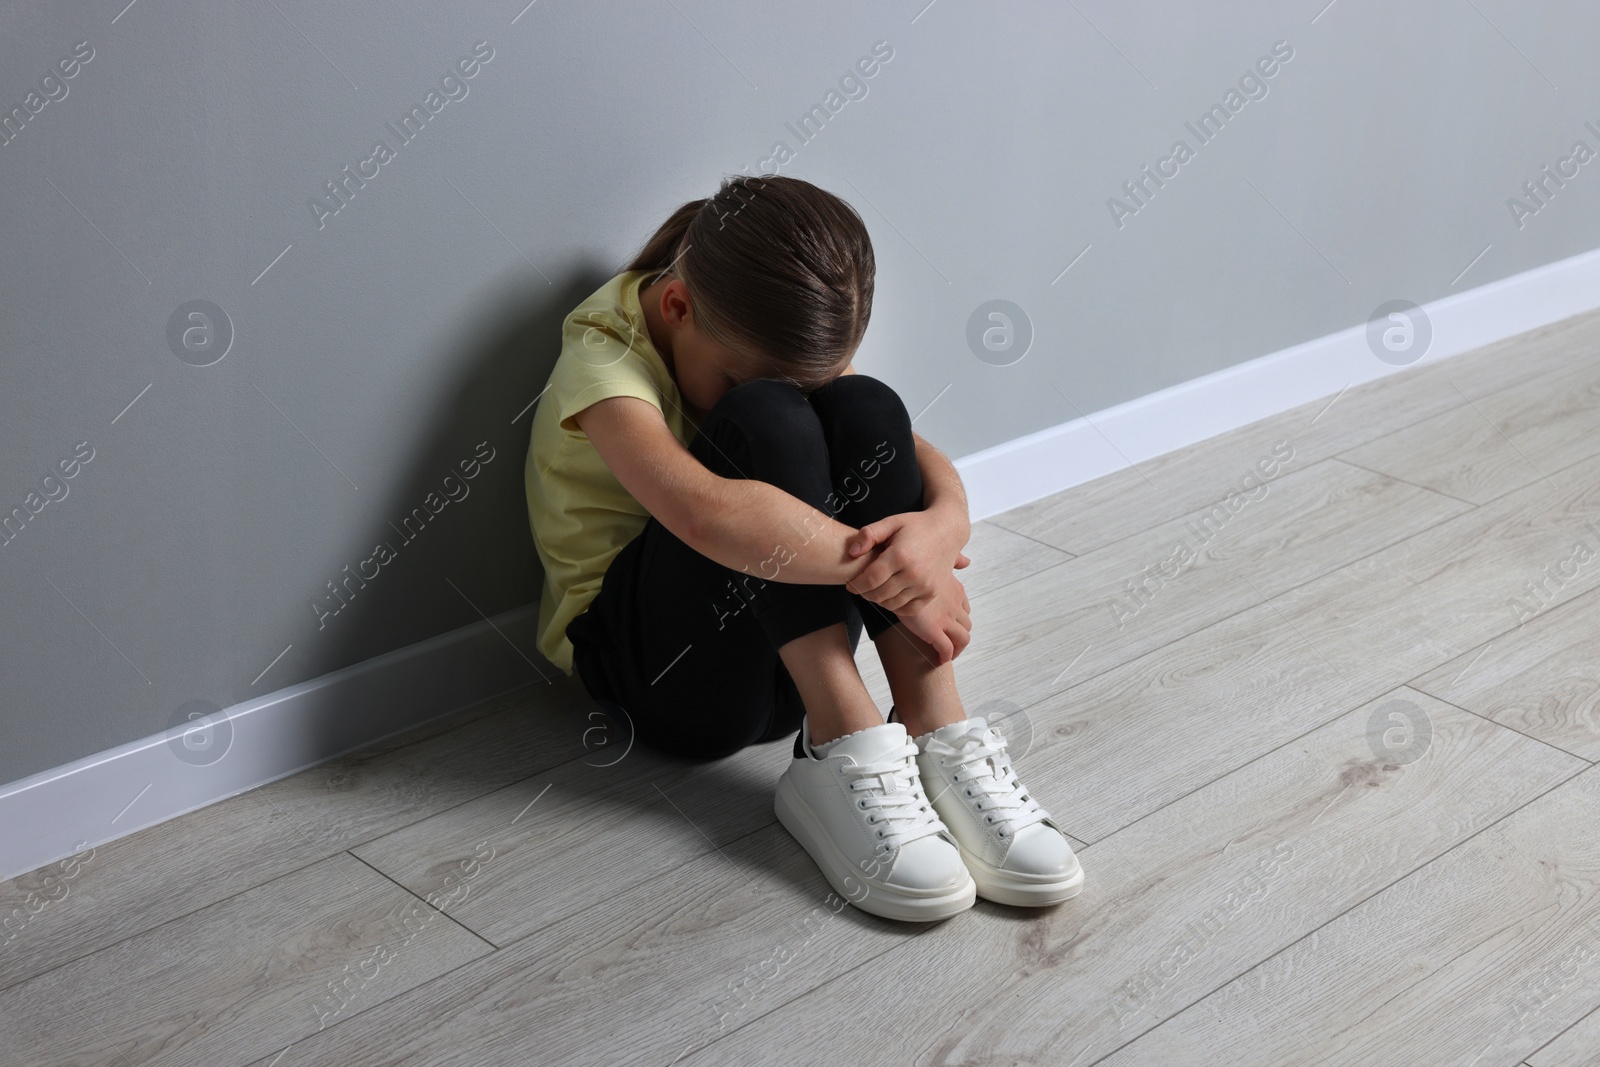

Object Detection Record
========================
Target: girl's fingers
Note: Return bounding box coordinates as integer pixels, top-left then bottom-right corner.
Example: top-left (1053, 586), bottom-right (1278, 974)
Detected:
top-left (883, 577), bottom-right (922, 612)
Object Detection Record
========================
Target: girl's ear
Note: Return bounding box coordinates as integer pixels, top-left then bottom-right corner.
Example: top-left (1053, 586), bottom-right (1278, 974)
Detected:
top-left (658, 278), bottom-right (690, 328)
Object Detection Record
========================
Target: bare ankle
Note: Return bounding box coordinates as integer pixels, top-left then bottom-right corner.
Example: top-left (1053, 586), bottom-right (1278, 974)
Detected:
top-left (779, 622), bottom-right (883, 747)
top-left (872, 624), bottom-right (967, 739)
top-left (894, 704), bottom-right (966, 740)
top-left (808, 703), bottom-right (886, 747)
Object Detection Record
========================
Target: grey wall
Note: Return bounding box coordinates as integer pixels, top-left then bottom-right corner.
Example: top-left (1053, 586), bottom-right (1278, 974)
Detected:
top-left (3, 0), bottom-right (1598, 786)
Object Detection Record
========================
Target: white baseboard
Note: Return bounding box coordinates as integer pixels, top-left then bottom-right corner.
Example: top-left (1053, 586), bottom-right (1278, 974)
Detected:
top-left (957, 244), bottom-right (1600, 522)
top-left (0, 603), bottom-right (548, 883)
top-left (7, 244), bottom-right (1600, 884)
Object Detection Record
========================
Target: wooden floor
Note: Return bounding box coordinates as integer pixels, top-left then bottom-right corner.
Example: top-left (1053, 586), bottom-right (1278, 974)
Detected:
top-left (6, 314), bottom-right (1600, 1067)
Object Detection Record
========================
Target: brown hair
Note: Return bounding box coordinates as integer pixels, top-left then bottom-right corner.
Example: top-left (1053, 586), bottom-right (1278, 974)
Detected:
top-left (621, 174), bottom-right (874, 393)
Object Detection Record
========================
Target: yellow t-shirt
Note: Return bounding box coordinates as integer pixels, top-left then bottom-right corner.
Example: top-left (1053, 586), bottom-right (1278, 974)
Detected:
top-left (525, 269), bottom-right (692, 675)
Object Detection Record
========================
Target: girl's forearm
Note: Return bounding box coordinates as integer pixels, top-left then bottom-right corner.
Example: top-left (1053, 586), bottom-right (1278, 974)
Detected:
top-left (915, 432), bottom-right (969, 530)
top-left (690, 476), bottom-right (874, 587)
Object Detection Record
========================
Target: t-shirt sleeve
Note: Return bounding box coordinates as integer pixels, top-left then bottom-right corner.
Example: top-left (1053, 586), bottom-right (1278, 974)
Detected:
top-left (553, 303), bottom-right (663, 434)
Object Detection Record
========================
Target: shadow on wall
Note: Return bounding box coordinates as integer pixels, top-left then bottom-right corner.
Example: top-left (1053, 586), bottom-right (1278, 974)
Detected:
top-left (294, 264), bottom-right (613, 758)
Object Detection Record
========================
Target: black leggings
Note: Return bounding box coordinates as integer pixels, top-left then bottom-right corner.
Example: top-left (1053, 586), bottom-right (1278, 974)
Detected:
top-left (564, 374), bottom-right (924, 761)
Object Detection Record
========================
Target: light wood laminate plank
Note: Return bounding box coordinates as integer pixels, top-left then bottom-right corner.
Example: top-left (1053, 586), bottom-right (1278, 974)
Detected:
top-left (956, 518), bottom-right (1075, 601)
top-left (349, 726), bottom-right (791, 947)
top-left (1099, 764), bottom-right (1600, 1067)
top-left (1414, 586), bottom-right (1600, 761)
top-left (247, 827), bottom-right (930, 1067)
top-left (1269, 449), bottom-right (1600, 703)
top-left (1530, 1000), bottom-right (1600, 1066)
top-left (0, 681), bottom-right (593, 991)
top-left (1341, 356), bottom-right (1600, 504)
top-left (0, 852), bottom-right (490, 1067)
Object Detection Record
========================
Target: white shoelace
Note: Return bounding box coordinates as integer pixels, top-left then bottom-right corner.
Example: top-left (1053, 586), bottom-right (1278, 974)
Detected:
top-left (933, 724), bottom-right (1051, 839)
top-left (843, 740), bottom-right (947, 856)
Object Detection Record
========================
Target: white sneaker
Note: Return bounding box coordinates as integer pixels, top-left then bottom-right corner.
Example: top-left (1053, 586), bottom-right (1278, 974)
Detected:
top-left (775, 720), bottom-right (976, 922)
top-left (912, 715), bottom-right (1085, 907)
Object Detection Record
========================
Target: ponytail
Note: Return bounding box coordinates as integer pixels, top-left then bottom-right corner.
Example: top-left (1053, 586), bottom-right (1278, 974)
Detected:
top-left (622, 198), bottom-right (704, 275)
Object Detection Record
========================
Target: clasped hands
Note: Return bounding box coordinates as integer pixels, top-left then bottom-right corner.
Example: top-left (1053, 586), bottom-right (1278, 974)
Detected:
top-left (843, 503), bottom-right (972, 665)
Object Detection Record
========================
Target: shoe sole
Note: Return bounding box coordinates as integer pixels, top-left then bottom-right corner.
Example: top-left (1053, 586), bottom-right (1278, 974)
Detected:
top-left (956, 843), bottom-right (1086, 907)
top-left (774, 772), bottom-right (976, 923)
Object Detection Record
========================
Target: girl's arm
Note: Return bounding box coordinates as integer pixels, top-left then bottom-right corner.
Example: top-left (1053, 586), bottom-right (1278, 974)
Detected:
top-left (912, 431), bottom-right (970, 541)
top-left (693, 476), bottom-right (881, 587)
top-left (696, 432), bottom-right (969, 590)
top-left (575, 394), bottom-right (878, 588)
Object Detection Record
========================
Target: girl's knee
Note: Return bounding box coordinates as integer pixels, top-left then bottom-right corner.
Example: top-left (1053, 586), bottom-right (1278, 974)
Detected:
top-left (811, 373), bottom-right (909, 426)
top-left (705, 378), bottom-right (826, 459)
top-left (715, 377), bottom-right (809, 418)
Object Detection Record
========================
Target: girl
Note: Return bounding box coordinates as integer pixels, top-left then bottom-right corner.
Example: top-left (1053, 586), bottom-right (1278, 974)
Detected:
top-left (524, 174), bottom-right (1083, 921)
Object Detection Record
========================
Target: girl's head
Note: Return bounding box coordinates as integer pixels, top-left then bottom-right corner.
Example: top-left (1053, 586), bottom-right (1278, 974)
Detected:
top-left (622, 175), bottom-right (875, 411)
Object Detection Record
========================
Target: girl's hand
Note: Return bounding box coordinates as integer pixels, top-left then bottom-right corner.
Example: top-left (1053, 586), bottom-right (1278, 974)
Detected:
top-left (843, 504), bottom-right (971, 614)
top-left (894, 573), bottom-right (972, 664)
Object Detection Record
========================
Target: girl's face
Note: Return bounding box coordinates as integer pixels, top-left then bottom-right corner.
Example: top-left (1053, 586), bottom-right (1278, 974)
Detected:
top-left (639, 274), bottom-right (753, 415)
top-left (670, 326), bottom-right (746, 416)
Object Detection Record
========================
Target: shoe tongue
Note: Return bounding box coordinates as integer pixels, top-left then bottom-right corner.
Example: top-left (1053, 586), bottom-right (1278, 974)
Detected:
top-left (827, 722), bottom-right (908, 765)
top-left (930, 715), bottom-right (987, 747)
